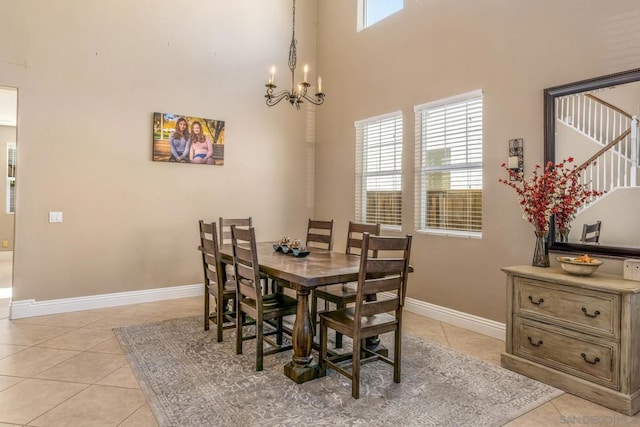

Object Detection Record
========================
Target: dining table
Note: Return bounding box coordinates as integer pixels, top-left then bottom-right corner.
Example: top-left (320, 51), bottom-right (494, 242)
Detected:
top-left (218, 242), bottom-right (376, 384)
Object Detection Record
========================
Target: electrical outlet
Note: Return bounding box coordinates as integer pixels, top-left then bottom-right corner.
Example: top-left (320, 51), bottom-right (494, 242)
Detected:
top-left (49, 211), bottom-right (63, 223)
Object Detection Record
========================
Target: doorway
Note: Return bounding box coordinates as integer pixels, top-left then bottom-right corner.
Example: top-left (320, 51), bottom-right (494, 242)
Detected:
top-left (0, 86), bottom-right (17, 319)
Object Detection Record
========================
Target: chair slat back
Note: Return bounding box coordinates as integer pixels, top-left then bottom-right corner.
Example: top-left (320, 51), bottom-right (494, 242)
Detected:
top-left (231, 225), bottom-right (262, 303)
top-left (306, 219), bottom-right (334, 250)
top-left (354, 233), bottom-right (412, 325)
top-left (362, 274), bottom-right (403, 295)
top-left (581, 220), bottom-right (602, 243)
top-left (346, 221), bottom-right (381, 256)
top-left (198, 220), bottom-right (224, 291)
top-left (361, 297), bottom-right (400, 317)
top-left (219, 217), bottom-right (252, 245)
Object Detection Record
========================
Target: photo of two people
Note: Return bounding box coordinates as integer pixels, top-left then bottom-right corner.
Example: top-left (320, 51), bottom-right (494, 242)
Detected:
top-left (152, 112), bottom-right (225, 165)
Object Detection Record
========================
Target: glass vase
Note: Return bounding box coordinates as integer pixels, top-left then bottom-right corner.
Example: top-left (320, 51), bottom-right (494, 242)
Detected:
top-left (532, 230), bottom-right (550, 267)
top-left (557, 228), bottom-right (570, 243)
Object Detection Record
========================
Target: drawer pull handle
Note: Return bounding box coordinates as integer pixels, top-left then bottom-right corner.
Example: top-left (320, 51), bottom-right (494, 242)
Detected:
top-left (581, 353), bottom-right (600, 365)
top-left (581, 307), bottom-right (601, 318)
top-left (528, 296), bottom-right (544, 306)
top-left (527, 337), bottom-right (543, 347)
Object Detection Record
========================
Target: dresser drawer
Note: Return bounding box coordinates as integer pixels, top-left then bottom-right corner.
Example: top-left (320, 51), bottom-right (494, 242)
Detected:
top-left (513, 317), bottom-right (619, 390)
top-left (514, 277), bottom-right (620, 339)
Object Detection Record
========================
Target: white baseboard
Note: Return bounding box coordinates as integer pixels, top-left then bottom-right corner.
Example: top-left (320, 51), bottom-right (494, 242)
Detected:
top-left (399, 294), bottom-right (506, 341)
top-left (9, 284), bottom-right (506, 341)
top-left (10, 283), bottom-right (202, 319)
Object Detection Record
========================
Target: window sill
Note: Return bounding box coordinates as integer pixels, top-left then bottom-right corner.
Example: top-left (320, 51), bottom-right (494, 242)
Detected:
top-left (416, 229), bottom-right (482, 239)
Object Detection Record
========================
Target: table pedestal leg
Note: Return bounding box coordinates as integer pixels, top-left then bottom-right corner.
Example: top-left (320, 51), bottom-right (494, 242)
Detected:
top-left (284, 288), bottom-right (320, 383)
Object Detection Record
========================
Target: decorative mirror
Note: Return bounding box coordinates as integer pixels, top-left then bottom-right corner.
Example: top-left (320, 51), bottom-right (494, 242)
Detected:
top-left (544, 68), bottom-right (640, 258)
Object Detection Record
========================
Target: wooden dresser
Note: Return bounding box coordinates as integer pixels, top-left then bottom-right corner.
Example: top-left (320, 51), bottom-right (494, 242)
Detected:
top-left (501, 265), bottom-right (640, 415)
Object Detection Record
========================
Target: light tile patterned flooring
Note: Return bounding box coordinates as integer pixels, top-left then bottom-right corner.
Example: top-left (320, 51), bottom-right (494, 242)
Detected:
top-left (0, 296), bottom-right (638, 425)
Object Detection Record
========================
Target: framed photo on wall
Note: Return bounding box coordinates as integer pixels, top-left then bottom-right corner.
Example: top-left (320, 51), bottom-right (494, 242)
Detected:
top-left (152, 112), bottom-right (225, 165)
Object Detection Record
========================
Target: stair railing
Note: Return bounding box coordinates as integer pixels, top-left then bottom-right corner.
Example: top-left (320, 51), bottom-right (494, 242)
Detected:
top-left (556, 94), bottom-right (639, 204)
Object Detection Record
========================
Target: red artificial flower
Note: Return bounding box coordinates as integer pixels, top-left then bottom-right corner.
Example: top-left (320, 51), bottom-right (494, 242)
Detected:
top-left (499, 158), bottom-right (604, 232)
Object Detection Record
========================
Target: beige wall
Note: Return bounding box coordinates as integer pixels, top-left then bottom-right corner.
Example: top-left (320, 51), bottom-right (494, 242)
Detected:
top-left (0, 126), bottom-right (15, 251)
top-left (314, 0), bottom-right (640, 322)
top-left (1, 0), bottom-right (319, 301)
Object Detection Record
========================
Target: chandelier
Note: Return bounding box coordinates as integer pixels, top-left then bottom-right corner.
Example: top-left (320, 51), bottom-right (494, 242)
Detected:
top-left (264, 0), bottom-right (325, 110)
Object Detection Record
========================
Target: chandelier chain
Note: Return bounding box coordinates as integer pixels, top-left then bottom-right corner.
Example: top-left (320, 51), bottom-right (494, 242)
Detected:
top-left (288, 0), bottom-right (297, 72)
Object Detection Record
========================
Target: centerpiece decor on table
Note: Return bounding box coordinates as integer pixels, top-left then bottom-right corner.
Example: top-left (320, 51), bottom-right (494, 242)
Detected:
top-left (273, 237), bottom-right (310, 257)
top-left (499, 157), bottom-right (602, 267)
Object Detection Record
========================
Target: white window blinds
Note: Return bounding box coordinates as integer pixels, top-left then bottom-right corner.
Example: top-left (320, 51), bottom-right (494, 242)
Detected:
top-left (355, 111), bottom-right (403, 230)
top-left (414, 90), bottom-right (483, 236)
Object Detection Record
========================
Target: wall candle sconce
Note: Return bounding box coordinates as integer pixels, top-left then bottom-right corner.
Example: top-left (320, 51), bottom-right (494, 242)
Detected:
top-left (508, 138), bottom-right (524, 181)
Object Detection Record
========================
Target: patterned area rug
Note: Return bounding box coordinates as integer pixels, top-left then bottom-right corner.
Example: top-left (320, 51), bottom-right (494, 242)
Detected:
top-left (114, 316), bottom-right (562, 427)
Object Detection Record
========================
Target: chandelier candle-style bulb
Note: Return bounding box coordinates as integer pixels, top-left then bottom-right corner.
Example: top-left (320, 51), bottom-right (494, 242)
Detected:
top-left (269, 66), bottom-right (275, 85)
top-left (303, 64), bottom-right (308, 83)
top-left (317, 76), bottom-right (322, 93)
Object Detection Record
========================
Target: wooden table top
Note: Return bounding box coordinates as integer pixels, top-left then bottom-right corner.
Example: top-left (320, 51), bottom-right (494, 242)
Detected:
top-left (219, 242), bottom-right (362, 290)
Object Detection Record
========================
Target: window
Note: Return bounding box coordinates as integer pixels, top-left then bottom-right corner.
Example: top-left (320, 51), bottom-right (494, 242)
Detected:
top-left (6, 142), bottom-right (15, 214)
top-left (357, 0), bottom-right (403, 31)
top-left (414, 90), bottom-right (483, 237)
top-left (355, 111), bottom-right (403, 230)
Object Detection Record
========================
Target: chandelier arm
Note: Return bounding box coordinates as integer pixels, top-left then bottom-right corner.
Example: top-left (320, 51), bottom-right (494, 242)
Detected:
top-left (301, 93), bottom-right (326, 106)
top-left (266, 92), bottom-right (292, 107)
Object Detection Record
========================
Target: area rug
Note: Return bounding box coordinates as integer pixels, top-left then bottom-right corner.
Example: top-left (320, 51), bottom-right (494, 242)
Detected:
top-left (114, 316), bottom-right (563, 427)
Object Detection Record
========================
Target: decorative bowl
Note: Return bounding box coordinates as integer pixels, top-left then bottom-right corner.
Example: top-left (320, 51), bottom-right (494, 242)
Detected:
top-left (273, 243), bottom-right (289, 252)
top-left (291, 248), bottom-right (310, 258)
top-left (556, 256), bottom-right (603, 276)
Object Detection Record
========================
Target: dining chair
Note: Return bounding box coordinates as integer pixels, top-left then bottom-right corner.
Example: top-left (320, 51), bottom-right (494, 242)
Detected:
top-left (198, 220), bottom-right (236, 342)
top-left (581, 220), bottom-right (602, 243)
top-left (219, 217), bottom-right (252, 244)
top-left (305, 218), bottom-right (334, 250)
top-left (219, 217), bottom-right (266, 289)
top-left (231, 225), bottom-right (298, 371)
top-left (311, 221), bottom-right (381, 347)
top-left (319, 232), bottom-right (412, 399)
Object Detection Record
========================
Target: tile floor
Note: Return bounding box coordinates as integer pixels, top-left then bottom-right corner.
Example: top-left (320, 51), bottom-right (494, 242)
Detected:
top-left (0, 297), bottom-right (638, 426)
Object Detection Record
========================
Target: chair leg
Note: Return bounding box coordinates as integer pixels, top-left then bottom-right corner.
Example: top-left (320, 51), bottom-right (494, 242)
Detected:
top-left (256, 318), bottom-right (264, 371)
top-left (272, 278), bottom-right (281, 294)
top-left (319, 320), bottom-right (328, 377)
top-left (310, 291), bottom-right (318, 337)
top-left (216, 296), bottom-right (224, 342)
top-left (276, 317), bottom-right (283, 346)
top-left (204, 288), bottom-right (210, 331)
top-left (352, 336), bottom-right (361, 399)
top-left (335, 301), bottom-right (345, 349)
top-left (236, 302), bottom-right (243, 355)
top-left (394, 328), bottom-right (401, 383)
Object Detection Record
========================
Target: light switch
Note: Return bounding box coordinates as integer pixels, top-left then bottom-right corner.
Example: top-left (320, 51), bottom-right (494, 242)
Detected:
top-left (49, 211), bottom-right (63, 223)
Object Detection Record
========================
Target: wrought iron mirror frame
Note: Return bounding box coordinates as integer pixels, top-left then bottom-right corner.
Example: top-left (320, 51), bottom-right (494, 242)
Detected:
top-left (544, 67), bottom-right (640, 258)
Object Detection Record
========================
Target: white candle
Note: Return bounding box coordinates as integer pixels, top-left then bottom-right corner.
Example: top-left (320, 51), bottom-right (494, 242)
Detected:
top-left (508, 156), bottom-right (519, 169)
top-left (317, 76), bottom-right (322, 93)
top-left (269, 66), bottom-right (275, 85)
top-left (303, 64), bottom-right (308, 83)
